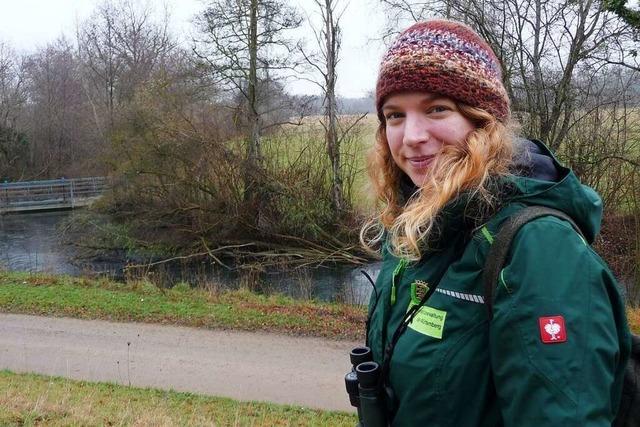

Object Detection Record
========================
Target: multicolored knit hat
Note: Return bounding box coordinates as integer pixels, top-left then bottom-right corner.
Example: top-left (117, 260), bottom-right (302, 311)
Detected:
top-left (376, 20), bottom-right (510, 122)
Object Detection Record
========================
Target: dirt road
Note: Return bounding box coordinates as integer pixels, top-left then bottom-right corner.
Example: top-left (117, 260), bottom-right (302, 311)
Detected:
top-left (0, 313), bottom-right (359, 411)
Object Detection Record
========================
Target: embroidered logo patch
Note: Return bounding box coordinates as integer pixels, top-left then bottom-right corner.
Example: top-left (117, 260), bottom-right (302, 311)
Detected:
top-left (408, 305), bottom-right (447, 339)
top-left (410, 280), bottom-right (430, 305)
top-left (539, 316), bottom-right (567, 344)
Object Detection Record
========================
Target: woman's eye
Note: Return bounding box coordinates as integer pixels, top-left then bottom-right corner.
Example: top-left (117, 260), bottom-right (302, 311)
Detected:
top-left (428, 105), bottom-right (449, 114)
top-left (385, 112), bottom-right (403, 120)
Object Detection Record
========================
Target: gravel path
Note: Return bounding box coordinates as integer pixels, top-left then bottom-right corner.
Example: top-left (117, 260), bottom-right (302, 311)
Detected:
top-left (0, 313), bottom-right (359, 411)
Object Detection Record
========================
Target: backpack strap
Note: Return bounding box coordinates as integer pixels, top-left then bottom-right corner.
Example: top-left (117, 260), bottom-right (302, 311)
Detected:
top-left (483, 205), bottom-right (585, 320)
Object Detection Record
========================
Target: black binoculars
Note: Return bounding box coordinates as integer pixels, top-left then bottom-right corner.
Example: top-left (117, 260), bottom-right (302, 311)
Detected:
top-left (344, 346), bottom-right (388, 427)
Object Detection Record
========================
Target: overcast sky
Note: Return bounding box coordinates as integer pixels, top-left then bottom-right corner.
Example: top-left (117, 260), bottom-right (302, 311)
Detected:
top-left (0, 0), bottom-right (386, 98)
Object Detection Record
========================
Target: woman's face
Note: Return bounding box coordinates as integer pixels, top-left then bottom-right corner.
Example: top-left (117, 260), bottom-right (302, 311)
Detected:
top-left (382, 92), bottom-right (476, 186)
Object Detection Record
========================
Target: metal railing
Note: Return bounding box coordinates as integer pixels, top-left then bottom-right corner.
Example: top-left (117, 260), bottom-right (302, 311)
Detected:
top-left (0, 177), bottom-right (109, 213)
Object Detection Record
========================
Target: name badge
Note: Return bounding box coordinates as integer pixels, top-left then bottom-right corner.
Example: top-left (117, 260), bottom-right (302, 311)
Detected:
top-left (408, 304), bottom-right (447, 339)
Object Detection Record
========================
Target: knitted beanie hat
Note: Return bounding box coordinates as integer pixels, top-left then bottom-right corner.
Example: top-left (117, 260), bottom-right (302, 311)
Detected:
top-left (376, 20), bottom-right (510, 122)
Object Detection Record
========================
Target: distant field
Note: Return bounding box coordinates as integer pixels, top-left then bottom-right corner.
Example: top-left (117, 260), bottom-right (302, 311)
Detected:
top-left (0, 370), bottom-right (357, 426)
top-left (266, 114), bottom-right (378, 212)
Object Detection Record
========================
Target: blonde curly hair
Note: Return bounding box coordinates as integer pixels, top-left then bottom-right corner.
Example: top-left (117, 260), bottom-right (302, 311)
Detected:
top-left (360, 104), bottom-right (516, 261)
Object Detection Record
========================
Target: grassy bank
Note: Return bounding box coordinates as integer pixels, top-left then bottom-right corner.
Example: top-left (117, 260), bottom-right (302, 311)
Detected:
top-left (0, 271), bottom-right (366, 341)
top-left (0, 370), bottom-right (356, 426)
top-left (2, 270), bottom-right (639, 337)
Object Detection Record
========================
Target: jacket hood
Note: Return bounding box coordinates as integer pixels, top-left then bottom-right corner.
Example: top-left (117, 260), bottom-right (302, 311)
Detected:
top-left (507, 139), bottom-right (602, 243)
top-left (511, 138), bottom-right (559, 182)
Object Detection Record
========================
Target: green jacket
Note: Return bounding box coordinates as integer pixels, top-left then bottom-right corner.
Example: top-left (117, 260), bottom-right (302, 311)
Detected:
top-left (367, 140), bottom-right (631, 426)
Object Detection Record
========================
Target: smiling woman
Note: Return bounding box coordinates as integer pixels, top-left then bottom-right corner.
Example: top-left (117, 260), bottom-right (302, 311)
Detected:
top-left (355, 19), bottom-right (632, 427)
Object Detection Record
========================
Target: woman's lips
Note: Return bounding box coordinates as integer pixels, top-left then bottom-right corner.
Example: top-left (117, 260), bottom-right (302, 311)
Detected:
top-left (407, 156), bottom-right (435, 168)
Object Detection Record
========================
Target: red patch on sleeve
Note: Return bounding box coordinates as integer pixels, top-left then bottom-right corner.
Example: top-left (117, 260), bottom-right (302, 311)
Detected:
top-left (538, 316), bottom-right (567, 344)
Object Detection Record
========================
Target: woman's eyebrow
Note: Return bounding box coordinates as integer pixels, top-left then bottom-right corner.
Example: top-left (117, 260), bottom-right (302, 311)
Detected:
top-left (382, 94), bottom-right (448, 111)
top-left (419, 95), bottom-right (446, 104)
top-left (381, 104), bottom-right (400, 111)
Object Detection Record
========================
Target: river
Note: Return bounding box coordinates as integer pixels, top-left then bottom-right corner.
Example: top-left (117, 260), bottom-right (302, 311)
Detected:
top-left (0, 210), bottom-right (377, 304)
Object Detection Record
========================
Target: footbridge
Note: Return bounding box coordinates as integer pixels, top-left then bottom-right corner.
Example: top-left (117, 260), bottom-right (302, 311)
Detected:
top-left (0, 177), bottom-right (109, 214)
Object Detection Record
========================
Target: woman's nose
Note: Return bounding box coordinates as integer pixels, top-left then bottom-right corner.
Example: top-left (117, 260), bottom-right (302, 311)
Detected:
top-left (402, 113), bottom-right (430, 146)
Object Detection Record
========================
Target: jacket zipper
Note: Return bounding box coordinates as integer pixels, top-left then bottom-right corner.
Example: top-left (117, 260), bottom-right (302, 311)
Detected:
top-left (391, 258), bottom-right (408, 306)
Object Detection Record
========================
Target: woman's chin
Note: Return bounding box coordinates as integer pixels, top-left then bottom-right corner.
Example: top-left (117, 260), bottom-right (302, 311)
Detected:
top-left (406, 171), bottom-right (427, 187)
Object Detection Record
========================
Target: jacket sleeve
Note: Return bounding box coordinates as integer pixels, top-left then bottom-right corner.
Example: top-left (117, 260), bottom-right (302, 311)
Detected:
top-left (490, 217), bottom-right (631, 427)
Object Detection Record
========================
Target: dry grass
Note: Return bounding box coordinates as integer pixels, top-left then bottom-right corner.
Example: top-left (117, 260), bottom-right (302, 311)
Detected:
top-left (627, 306), bottom-right (640, 334)
top-left (0, 370), bottom-right (356, 426)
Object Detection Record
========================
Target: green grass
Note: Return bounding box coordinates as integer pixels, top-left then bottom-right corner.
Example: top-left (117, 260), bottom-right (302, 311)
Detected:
top-left (0, 370), bottom-right (357, 426)
top-left (0, 271), bottom-right (366, 340)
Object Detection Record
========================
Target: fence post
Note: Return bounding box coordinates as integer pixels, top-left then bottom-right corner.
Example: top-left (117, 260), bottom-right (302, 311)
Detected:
top-left (70, 179), bottom-right (75, 208)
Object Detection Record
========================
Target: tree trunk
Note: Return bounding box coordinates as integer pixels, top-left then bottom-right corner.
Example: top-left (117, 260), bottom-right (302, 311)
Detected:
top-left (324, 0), bottom-right (345, 214)
top-left (244, 0), bottom-right (262, 223)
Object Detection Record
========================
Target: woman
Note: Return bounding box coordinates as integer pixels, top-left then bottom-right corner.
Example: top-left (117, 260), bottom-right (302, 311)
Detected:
top-left (361, 19), bottom-right (631, 426)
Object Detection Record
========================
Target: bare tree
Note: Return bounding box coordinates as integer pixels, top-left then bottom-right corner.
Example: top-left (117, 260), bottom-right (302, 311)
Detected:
top-left (77, 0), bottom-right (174, 135)
top-left (193, 0), bottom-right (303, 220)
top-left (22, 38), bottom-right (95, 178)
top-left (301, 0), bottom-right (368, 215)
top-left (316, 0), bottom-right (345, 213)
top-left (77, 2), bottom-right (122, 132)
top-left (0, 41), bottom-right (28, 179)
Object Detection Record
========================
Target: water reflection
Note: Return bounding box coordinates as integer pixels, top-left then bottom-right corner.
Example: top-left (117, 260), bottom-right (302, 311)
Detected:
top-left (0, 211), bottom-right (81, 275)
top-left (0, 211), bottom-right (378, 304)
